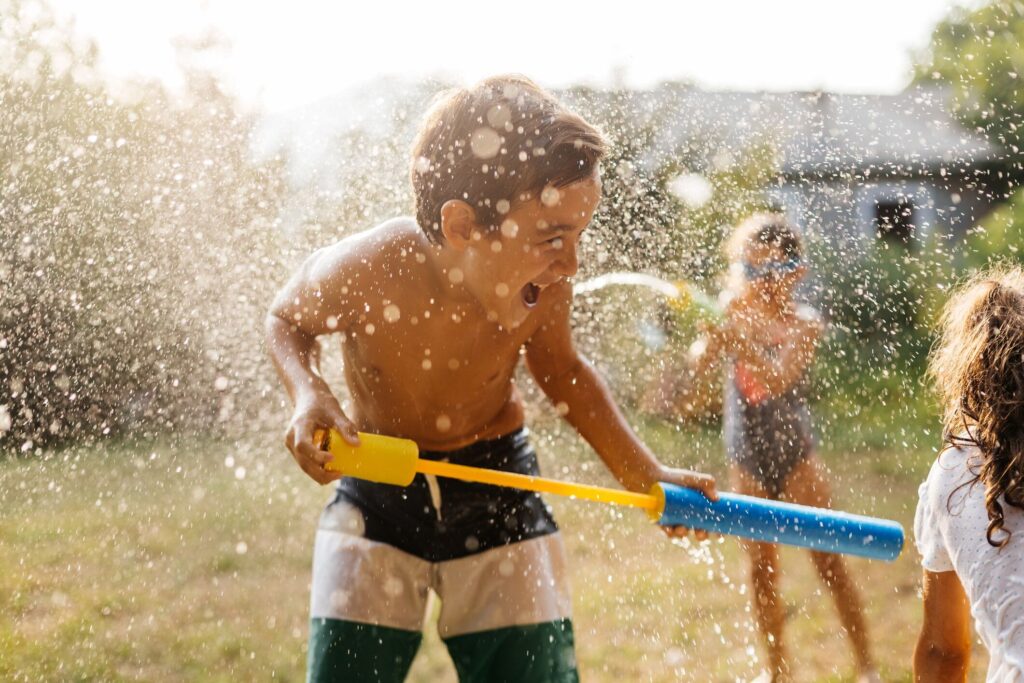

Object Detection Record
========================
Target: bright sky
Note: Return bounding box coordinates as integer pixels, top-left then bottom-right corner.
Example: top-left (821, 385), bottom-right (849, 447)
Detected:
top-left (49, 0), bottom-right (967, 114)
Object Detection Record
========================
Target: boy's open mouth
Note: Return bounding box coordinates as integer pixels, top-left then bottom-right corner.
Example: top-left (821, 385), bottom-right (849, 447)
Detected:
top-left (521, 282), bottom-right (541, 308)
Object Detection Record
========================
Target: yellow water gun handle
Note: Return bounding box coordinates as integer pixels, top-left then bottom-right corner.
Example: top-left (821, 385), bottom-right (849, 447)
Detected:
top-left (313, 428), bottom-right (660, 513)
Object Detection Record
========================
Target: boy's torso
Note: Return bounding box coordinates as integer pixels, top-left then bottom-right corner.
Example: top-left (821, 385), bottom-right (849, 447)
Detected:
top-left (337, 219), bottom-right (547, 450)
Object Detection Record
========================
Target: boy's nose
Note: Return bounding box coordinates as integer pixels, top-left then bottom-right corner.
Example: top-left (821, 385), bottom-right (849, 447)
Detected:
top-left (553, 244), bottom-right (579, 278)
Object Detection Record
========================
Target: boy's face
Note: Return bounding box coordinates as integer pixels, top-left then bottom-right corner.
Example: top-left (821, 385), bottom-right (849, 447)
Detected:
top-left (458, 173), bottom-right (602, 329)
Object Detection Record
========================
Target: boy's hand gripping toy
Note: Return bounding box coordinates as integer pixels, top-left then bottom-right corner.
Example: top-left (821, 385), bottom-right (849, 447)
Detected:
top-left (314, 429), bottom-right (904, 562)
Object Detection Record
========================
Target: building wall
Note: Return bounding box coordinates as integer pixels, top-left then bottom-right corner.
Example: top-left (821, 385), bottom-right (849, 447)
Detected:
top-left (773, 174), bottom-right (1001, 260)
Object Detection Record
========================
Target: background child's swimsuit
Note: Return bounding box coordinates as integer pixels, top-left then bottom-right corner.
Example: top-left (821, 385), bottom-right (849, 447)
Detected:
top-left (723, 338), bottom-right (815, 498)
top-left (307, 428), bottom-right (578, 683)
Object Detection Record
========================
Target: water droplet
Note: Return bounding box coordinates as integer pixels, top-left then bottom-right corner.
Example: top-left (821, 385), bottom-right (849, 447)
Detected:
top-left (234, 466), bottom-right (246, 480)
top-left (496, 199), bottom-right (511, 214)
top-left (235, 541), bottom-right (248, 555)
top-left (224, 455), bottom-right (235, 468)
top-left (470, 127), bottom-right (501, 159)
top-left (448, 268), bottom-right (464, 284)
top-left (490, 240), bottom-right (502, 253)
top-left (464, 535), bottom-right (480, 551)
top-left (422, 359), bottom-right (432, 370)
top-left (486, 104), bottom-right (511, 129)
top-left (667, 173), bottom-right (713, 209)
top-left (495, 283), bottom-right (510, 297)
top-left (501, 219), bottom-right (519, 239)
top-left (383, 304), bottom-right (401, 323)
top-left (326, 316), bottom-right (338, 330)
top-left (555, 401), bottom-right (570, 416)
top-left (383, 576), bottom-right (405, 597)
top-left (448, 359), bottom-right (460, 370)
top-left (436, 414), bottom-right (452, 432)
top-left (330, 589), bottom-right (350, 610)
top-left (364, 323), bottom-right (376, 335)
top-left (541, 186), bottom-right (561, 207)
top-left (413, 156), bottom-right (431, 174)
top-left (214, 376), bottom-right (229, 391)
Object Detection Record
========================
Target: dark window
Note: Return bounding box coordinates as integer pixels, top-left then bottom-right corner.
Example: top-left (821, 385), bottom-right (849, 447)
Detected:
top-left (875, 200), bottom-right (915, 247)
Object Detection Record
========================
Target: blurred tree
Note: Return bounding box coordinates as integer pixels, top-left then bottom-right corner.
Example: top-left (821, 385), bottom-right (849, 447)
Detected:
top-left (656, 142), bottom-right (779, 290)
top-left (914, 0), bottom-right (1024, 305)
top-left (915, 0), bottom-right (1024, 155)
top-left (964, 188), bottom-right (1024, 267)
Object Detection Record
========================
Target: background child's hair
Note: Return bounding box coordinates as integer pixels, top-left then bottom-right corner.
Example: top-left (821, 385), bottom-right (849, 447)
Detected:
top-left (410, 74), bottom-right (607, 244)
top-left (929, 265), bottom-right (1024, 547)
top-left (724, 212), bottom-right (803, 292)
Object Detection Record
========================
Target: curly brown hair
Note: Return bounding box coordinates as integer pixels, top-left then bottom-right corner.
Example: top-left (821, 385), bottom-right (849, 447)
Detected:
top-left (929, 265), bottom-right (1024, 548)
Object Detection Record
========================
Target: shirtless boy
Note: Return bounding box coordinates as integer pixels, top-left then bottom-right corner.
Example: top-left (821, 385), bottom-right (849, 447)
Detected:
top-left (266, 74), bottom-right (716, 683)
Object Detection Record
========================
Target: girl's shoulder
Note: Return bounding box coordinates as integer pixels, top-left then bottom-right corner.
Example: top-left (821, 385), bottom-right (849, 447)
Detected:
top-left (921, 443), bottom-right (983, 508)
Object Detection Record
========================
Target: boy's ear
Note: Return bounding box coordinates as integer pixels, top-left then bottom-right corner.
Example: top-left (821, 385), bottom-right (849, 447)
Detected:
top-left (440, 200), bottom-right (478, 249)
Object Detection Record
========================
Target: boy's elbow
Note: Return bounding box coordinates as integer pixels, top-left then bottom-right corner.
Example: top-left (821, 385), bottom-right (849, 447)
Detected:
top-left (264, 310), bottom-right (302, 347)
top-left (264, 310), bottom-right (287, 334)
top-left (531, 353), bottom-right (588, 393)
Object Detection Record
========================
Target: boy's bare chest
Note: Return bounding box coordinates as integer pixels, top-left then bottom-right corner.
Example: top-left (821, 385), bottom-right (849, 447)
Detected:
top-left (343, 296), bottom-right (529, 392)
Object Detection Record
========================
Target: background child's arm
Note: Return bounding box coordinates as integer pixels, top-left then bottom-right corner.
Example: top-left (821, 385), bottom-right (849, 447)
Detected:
top-left (265, 241), bottom-right (365, 484)
top-left (524, 285), bottom-right (716, 499)
top-left (641, 333), bottom-right (722, 419)
top-left (913, 569), bottom-right (971, 682)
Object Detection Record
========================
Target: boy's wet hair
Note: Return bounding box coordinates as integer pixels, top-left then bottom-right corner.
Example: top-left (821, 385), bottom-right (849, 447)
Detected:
top-left (726, 212), bottom-right (802, 263)
top-left (930, 265), bottom-right (1024, 548)
top-left (410, 75), bottom-right (607, 243)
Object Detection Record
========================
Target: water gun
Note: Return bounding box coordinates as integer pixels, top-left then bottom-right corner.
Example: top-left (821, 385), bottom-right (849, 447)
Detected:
top-left (314, 429), bottom-right (904, 562)
top-left (667, 280), bottom-right (725, 328)
top-left (654, 281), bottom-right (725, 355)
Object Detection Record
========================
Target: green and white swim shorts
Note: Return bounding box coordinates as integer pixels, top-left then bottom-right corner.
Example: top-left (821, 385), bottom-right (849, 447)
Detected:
top-left (307, 428), bottom-right (578, 682)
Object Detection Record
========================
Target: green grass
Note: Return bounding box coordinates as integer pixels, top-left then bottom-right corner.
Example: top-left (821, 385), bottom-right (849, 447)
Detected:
top-left (0, 422), bottom-right (990, 682)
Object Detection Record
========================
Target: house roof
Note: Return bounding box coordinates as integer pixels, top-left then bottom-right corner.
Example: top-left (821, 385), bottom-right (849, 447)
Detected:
top-left (564, 84), bottom-right (1008, 180)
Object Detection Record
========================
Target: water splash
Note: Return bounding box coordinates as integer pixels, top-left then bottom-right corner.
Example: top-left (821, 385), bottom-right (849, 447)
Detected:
top-left (574, 271), bottom-right (722, 313)
top-left (574, 272), bottom-right (682, 299)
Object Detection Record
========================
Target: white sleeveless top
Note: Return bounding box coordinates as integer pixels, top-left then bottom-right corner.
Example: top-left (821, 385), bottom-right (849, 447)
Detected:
top-left (914, 445), bottom-right (1024, 682)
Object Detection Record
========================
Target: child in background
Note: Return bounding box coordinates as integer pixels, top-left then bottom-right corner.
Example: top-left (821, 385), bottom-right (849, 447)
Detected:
top-left (265, 75), bottom-right (715, 683)
top-left (680, 214), bottom-right (877, 682)
top-left (914, 267), bottom-right (1024, 682)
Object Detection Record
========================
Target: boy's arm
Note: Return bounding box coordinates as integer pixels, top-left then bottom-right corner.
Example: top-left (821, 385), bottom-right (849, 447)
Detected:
top-left (914, 569), bottom-right (971, 682)
top-left (265, 241), bottom-right (364, 484)
top-left (524, 285), bottom-right (716, 498)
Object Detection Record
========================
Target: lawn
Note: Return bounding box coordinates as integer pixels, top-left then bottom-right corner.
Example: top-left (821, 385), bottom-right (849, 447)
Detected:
top-left (0, 416), bottom-right (990, 682)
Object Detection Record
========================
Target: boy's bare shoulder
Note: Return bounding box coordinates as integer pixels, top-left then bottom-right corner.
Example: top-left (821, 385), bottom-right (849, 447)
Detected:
top-left (308, 217), bottom-right (429, 282)
top-left (318, 217), bottom-right (425, 264)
